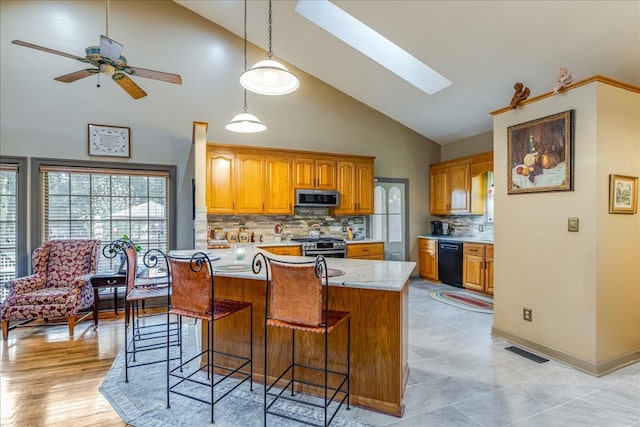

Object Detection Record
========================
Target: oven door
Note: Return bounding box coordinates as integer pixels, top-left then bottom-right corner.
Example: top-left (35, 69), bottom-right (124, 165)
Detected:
top-left (303, 249), bottom-right (346, 258)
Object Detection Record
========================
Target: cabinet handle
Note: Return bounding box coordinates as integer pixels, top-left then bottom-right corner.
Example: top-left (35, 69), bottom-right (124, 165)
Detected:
top-left (107, 279), bottom-right (118, 285)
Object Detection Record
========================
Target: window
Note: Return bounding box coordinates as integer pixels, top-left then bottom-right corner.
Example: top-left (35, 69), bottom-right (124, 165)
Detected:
top-left (34, 160), bottom-right (176, 273)
top-left (0, 157), bottom-right (27, 302)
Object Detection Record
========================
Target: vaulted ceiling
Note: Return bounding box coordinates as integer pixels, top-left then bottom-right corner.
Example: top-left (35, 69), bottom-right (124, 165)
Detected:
top-left (175, 0), bottom-right (640, 144)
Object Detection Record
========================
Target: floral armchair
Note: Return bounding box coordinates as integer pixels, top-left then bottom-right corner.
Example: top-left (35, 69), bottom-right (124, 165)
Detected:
top-left (1, 239), bottom-right (100, 340)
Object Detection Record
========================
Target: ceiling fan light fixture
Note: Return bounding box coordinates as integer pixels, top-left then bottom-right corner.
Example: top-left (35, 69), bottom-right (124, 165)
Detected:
top-left (225, 111), bottom-right (267, 133)
top-left (240, 59), bottom-right (299, 95)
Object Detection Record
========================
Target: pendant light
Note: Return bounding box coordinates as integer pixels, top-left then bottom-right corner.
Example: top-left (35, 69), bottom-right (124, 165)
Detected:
top-left (240, 0), bottom-right (299, 95)
top-left (226, 0), bottom-right (266, 133)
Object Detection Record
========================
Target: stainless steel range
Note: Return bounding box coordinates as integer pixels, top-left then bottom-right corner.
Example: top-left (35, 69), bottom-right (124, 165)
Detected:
top-left (290, 237), bottom-right (346, 258)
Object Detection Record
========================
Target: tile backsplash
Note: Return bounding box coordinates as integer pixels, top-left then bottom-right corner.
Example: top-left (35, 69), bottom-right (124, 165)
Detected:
top-left (436, 215), bottom-right (494, 240)
top-left (207, 208), bottom-right (367, 242)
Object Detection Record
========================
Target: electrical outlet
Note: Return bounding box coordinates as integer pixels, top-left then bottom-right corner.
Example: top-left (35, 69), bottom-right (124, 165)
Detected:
top-left (523, 307), bottom-right (533, 322)
top-left (478, 224), bottom-right (484, 232)
top-left (568, 217), bottom-right (579, 232)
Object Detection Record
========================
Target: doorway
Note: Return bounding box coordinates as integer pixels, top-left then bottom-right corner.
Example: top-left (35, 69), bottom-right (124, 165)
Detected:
top-left (372, 178), bottom-right (409, 261)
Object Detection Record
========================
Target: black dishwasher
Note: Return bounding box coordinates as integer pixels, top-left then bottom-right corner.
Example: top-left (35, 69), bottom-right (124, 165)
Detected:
top-left (437, 240), bottom-right (463, 287)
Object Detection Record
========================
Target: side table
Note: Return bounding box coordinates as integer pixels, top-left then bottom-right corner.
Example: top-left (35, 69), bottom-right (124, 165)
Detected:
top-left (91, 272), bottom-right (126, 325)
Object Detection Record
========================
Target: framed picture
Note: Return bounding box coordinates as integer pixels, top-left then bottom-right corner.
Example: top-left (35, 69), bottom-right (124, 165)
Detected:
top-left (609, 174), bottom-right (638, 214)
top-left (88, 124), bottom-right (130, 158)
top-left (507, 110), bottom-right (574, 194)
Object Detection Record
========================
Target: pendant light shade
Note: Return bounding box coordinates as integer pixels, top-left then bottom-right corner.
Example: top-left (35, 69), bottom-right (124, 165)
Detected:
top-left (240, 59), bottom-right (299, 95)
top-left (225, 110), bottom-right (267, 133)
top-left (240, 0), bottom-right (299, 96)
top-left (227, 0), bottom-right (266, 133)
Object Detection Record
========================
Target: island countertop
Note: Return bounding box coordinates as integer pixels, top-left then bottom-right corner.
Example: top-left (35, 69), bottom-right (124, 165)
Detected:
top-left (169, 246), bottom-right (416, 292)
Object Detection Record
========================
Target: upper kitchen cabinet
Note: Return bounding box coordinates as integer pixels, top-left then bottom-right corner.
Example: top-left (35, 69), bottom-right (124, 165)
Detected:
top-left (206, 146), bottom-right (293, 215)
top-left (293, 158), bottom-right (337, 190)
top-left (265, 155), bottom-right (293, 214)
top-left (235, 152), bottom-right (265, 214)
top-left (335, 158), bottom-right (374, 215)
top-left (206, 149), bottom-right (235, 214)
top-left (430, 158), bottom-right (471, 215)
top-left (430, 152), bottom-right (493, 216)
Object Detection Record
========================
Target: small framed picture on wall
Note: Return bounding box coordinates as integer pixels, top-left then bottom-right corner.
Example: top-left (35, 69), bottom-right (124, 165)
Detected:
top-left (609, 174), bottom-right (638, 214)
top-left (88, 124), bottom-right (130, 158)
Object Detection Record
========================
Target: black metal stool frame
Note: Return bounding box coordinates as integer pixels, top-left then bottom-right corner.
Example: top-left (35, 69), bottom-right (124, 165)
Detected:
top-left (166, 251), bottom-right (253, 424)
top-left (253, 252), bottom-right (350, 427)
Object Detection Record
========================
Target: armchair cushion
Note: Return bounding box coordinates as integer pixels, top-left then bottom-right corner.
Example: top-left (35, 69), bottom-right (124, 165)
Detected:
top-left (1, 239), bottom-right (100, 324)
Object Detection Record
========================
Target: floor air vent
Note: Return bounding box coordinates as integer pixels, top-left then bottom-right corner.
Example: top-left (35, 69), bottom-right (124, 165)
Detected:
top-left (505, 346), bottom-right (549, 363)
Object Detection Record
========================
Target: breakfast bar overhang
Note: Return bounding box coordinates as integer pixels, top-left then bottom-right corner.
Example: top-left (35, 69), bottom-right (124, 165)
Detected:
top-left (171, 248), bottom-right (416, 417)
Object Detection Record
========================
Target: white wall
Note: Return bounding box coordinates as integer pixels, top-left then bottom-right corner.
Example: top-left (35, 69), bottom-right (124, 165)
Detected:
top-left (0, 0), bottom-right (439, 259)
top-left (492, 79), bottom-right (640, 373)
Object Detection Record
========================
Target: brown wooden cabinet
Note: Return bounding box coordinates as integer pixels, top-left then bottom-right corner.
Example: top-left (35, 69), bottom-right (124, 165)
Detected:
top-left (430, 152), bottom-right (493, 216)
top-left (430, 159), bottom-right (471, 215)
top-left (418, 238), bottom-right (438, 281)
top-left (206, 149), bottom-right (235, 214)
top-left (206, 144), bottom-right (374, 216)
top-left (335, 159), bottom-right (374, 215)
top-left (346, 242), bottom-right (384, 260)
top-left (293, 158), bottom-right (337, 190)
top-left (265, 155), bottom-right (293, 214)
top-left (260, 245), bottom-right (302, 256)
top-left (462, 243), bottom-right (493, 295)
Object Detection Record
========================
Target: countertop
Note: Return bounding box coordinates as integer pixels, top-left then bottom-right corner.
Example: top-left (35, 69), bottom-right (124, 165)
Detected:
top-left (418, 235), bottom-right (494, 244)
top-left (169, 246), bottom-right (415, 292)
top-left (251, 238), bottom-right (384, 247)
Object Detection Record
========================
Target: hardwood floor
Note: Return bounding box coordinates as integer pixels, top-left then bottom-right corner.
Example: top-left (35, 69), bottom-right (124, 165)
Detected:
top-left (0, 312), bottom-right (127, 427)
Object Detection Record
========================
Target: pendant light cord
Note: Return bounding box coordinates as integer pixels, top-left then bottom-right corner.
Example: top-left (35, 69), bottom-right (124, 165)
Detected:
top-left (243, 0), bottom-right (248, 112)
top-left (105, 0), bottom-right (110, 38)
top-left (267, 0), bottom-right (273, 59)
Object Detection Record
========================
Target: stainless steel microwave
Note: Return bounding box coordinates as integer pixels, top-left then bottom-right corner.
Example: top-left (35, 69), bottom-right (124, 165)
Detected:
top-left (295, 189), bottom-right (340, 207)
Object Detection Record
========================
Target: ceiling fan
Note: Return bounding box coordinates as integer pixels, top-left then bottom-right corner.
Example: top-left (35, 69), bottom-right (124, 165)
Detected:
top-left (11, 1), bottom-right (182, 99)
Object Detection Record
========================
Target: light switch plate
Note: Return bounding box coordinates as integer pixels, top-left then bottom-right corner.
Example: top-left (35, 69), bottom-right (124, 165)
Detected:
top-left (568, 217), bottom-right (579, 232)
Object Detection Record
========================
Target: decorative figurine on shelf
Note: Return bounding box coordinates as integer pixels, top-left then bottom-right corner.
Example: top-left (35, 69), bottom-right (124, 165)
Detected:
top-left (553, 66), bottom-right (575, 94)
top-left (509, 82), bottom-right (530, 109)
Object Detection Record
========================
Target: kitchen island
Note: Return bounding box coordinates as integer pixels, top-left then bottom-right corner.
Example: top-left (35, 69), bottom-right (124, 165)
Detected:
top-left (170, 246), bottom-right (415, 417)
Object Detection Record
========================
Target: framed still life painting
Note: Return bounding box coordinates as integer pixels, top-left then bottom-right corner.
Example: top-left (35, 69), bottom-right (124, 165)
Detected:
top-left (507, 110), bottom-right (574, 194)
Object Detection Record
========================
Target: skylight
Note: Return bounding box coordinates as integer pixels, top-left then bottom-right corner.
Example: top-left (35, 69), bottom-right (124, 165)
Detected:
top-left (294, 0), bottom-right (452, 95)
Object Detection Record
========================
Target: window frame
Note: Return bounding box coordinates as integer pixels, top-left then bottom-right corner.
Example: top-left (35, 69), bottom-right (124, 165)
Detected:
top-left (0, 156), bottom-right (28, 278)
top-left (30, 158), bottom-right (177, 256)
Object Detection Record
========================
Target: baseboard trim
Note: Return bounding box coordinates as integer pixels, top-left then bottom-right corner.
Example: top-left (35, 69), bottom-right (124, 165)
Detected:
top-left (491, 326), bottom-right (640, 377)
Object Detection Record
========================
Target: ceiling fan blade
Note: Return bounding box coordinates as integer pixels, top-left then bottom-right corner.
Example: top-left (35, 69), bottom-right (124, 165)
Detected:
top-left (112, 73), bottom-right (147, 99)
top-left (127, 66), bottom-right (182, 84)
top-left (54, 69), bottom-right (98, 83)
top-left (100, 35), bottom-right (124, 62)
top-left (12, 40), bottom-right (88, 62)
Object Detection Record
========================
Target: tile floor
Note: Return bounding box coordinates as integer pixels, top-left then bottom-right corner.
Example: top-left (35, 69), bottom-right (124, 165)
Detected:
top-left (347, 279), bottom-right (640, 427)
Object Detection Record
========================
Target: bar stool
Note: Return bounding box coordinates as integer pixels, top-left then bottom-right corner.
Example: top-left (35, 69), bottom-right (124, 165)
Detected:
top-left (166, 251), bottom-right (253, 424)
top-left (103, 240), bottom-right (179, 383)
top-left (252, 252), bottom-right (350, 427)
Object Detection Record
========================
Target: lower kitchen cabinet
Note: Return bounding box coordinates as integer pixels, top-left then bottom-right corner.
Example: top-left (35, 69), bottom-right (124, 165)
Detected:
top-left (347, 242), bottom-right (384, 260)
top-left (260, 245), bottom-right (302, 256)
top-left (418, 238), bottom-right (438, 281)
top-left (462, 243), bottom-right (493, 295)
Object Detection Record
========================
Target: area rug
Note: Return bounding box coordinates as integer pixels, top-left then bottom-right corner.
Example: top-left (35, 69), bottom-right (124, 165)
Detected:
top-left (429, 290), bottom-right (493, 314)
top-left (99, 341), bottom-right (371, 427)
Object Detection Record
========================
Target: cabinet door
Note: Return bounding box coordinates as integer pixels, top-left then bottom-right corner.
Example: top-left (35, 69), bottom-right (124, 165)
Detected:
top-left (206, 150), bottom-right (235, 214)
top-left (430, 165), bottom-right (449, 215)
top-left (293, 158), bottom-right (315, 189)
top-left (355, 161), bottom-right (374, 214)
top-left (485, 245), bottom-right (494, 294)
top-left (463, 243), bottom-right (485, 292)
top-left (316, 159), bottom-right (337, 190)
top-left (235, 153), bottom-right (265, 213)
top-left (335, 161), bottom-right (355, 214)
top-left (347, 242), bottom-right (384, 259)
top-left (448, 163), bottom-right (470, 213)
top-left (418, 239), bottom-right (438, 280)
top-left (265, 156), bottom-right (292, 214)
